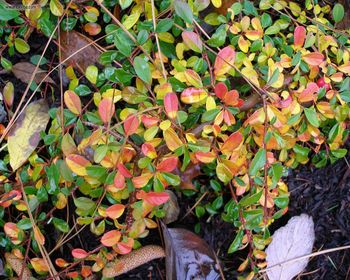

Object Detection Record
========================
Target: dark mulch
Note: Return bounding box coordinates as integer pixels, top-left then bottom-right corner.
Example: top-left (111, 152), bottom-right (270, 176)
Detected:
top-left (286, 155), bottom-right (350, 279)
top-left (117, 152), bottom-right (350, 280)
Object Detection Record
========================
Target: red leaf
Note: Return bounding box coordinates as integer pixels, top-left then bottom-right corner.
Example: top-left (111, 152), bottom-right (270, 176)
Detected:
top-left (303, 52), bottom-right (324, 66)
top-left (114, 171), bottom-right (126, 189)
top-left (72, 248), bottom-right (89, 259)
top-left (156, 157), bottom-right (178, 172)
top-left (294, 26), bottom-right (306, 48)
top-left (105, 204), bottom-right (125, 220)
top-left (98, 98), bottom-right (115, 124)
top-left (124, 114), bottom-right (139, 136)
top-left (214, 82), bottom-right (228, 100)
top-left (221, 131), bottom-right (243, 154)
top-left (117, 163), bottom-right (132, 178)
top-left (164, 93), bottom-right (179, 119)
top-left (101, 230), bottom-right (121, 247)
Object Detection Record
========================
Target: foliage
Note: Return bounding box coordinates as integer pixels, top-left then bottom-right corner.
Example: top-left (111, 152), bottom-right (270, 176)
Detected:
top-left (0, 0), bottom-right (350, 278)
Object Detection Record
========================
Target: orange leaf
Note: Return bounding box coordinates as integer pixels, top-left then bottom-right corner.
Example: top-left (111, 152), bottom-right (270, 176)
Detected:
top-left (294, 26), bottom-right (306, 48)
top-left (66, 154), bottom-right (91, 176)
top-left (142, 191), bottom-right (170, 206)
top-left (214, 46), bottom-right (235, 77)
top-left (72, 248), bottom-right (89, 259)
top-left (115, 237), bottom-right (134, 255)
top-left (195, 151), bottom-right (216, 163)
top-left (114, 171), bottom-right (126, 189)
top-left (141, 143), bottom-right (157, 159)
top-left (55, 258), bottom-right (70, 268)
top-left (180, 88), bottom-right (208, 104)
top-left (298, 82), bottom-right (319, 103)
top-left (101, 230), bottom-right (121, 247)
top-left (98, 98), bottom-right (115, 124)
top-left (105, 204), bottom-right (125, 220)
top-left (221, 131), bottom-right (243, 154)
top-left (156, 156), bottom-right (178, 172)
top-left (132, 173), bottom-right (153, 188)
top-left (34, 226), bottom-right (45, 246)
top-left (81, 265), bottom-right (92, 278)
top-left (302, 52), bottom-right (324, 66)
top-left (64, 90), bottom-right (82, 115)
top-left (164, 93), bottom-right (178, 119)
top-left (124, 114), bottom-right (139, 136)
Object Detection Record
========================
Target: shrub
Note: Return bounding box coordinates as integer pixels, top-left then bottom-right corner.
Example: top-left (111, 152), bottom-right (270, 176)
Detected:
top-left (0, 0), bottom-right (350, 278)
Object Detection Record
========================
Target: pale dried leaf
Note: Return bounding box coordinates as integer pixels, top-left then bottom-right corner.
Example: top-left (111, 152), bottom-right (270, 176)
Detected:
top-left (5, 252), bottom-right (32, 278)
top-left (102, 245), bottom-right (165, 277)
top-left (8, 99), bottom-right (50, 170)
top-left (265, 214), bottom-right (315, 280)
top-left (12, 62), bottom-right (54, 85)
top-left (163, 190), bottom-right (180, 224)
top-left (161, 222), bottom-right (221, 280)
top-left (59, 31), bottom-right (100, 71)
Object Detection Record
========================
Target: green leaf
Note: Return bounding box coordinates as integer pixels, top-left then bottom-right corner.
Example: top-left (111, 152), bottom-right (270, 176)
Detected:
top-left (156, 19), bottom-right (174, 33)
top-left (249, 149), bottom-right (266, 176)
top-left (207, 25), bottom-right (227, 47)
top-left (86, 166), bottom-right (107, 178)
top-left (14, 38), bottom-right (30, 54)
top-left (239, 191), bottom-right (263, 207)
top-left (261, 13), bottom-right (272, 28)
top-left (201, 108), bottom-right (220, 122)
top-left (0, 1), bottom-right (20, 21)
top-left (74, 84), bottom-right (91, 96)
top-left (331, 149), bottom-right (347, 159)
top-left (174, 0), bottom-right (193, 24)
top-left (73, 197), bottom-right (95, 211)
top-left (333, 3), bottom-right (344, 23)
top-left (265, 25), bottom-right (280, 35)
top-left (52, 218), bottom-right (69, 233)
top-left (228, 229), bottom-right (243, 253)
top-left (133, 56), bottom-right (152, 84)
top-left (304, 106), bottom-right (320, 127)
top-left (267, 68), bottom-right (280, 86)
top-left (17, 218), bottom-right (32, 230)
top-left (231, 2), bottom-right (242, 15)
top-left (161, 172), bottom-right (181, 186)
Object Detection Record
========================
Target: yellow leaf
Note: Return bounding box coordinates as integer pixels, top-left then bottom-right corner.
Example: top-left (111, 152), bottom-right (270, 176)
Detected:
top-left (8, 100), bottom-right (50, 171)
top-left (241, 67), bottom-right (260, 87)
top-left (123, 12), bottom-right (140, 30)
top-left (211, 0), bottom-right (222, 8)
top-left (163, 128), bottom-right (183, 151)
top-left (50, 0), bottom-right (64, 16)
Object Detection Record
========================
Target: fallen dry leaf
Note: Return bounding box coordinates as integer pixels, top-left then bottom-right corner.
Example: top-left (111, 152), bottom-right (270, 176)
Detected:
top-left (102, 245), bottom-right (165, 277)
top-left (161, 222), bottom-right (221, 280)
top-left (12, 62), bottom-right (54, 85)
top-left (5, 252), bottom-right (32, 279)
top-left (163, 190), bottom-right (180, 224)
top-left (174, 163), bottom-right (202, 190)
top-left (59, 30), bottom-right (100, 71)
top-left (265, 214), bottom-right (315, 280)
top-left (8, 99), bottom-right (50, 170)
